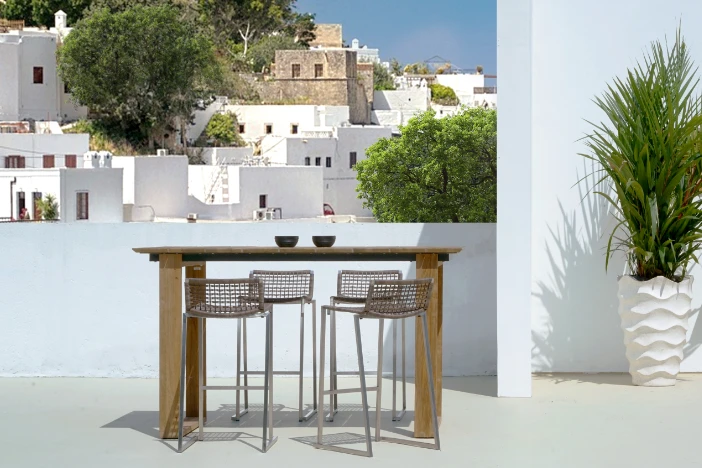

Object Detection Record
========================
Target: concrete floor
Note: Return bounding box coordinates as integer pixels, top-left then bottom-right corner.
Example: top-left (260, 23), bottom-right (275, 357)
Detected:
top-left (2, 374), bottom-right (702, 467)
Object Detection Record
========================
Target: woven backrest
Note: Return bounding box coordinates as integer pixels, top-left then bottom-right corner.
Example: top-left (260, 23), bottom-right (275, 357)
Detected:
top-left (184, 278), bottom-right (265, 317)
top-left (365, 279), bottom-right (434, 318)
top-left (250, 270), bottom-right (314, 302)
top-left (337, 270), bottom-right (403, 299)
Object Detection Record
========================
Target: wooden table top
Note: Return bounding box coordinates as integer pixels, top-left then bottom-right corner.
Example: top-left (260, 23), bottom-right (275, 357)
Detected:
top-left (134, 246), bottom-right (463, 262)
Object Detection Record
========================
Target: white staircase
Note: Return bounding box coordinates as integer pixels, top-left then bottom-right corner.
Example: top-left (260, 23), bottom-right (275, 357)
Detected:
top-left (205, 148), bottom-right (230, 204)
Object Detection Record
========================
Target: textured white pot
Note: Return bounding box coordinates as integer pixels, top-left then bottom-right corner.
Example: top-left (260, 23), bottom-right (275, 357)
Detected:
top-left (618, 275), bottom-right (693, 386)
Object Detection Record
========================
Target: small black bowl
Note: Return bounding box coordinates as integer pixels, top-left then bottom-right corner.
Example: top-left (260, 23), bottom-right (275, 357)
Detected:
top-left (312, 236), bottom-right (336, 248)
top-left (275, 236), bottom-right (299, 248)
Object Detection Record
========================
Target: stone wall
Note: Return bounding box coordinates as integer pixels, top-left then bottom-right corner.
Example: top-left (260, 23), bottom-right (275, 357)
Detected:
top-left (357, 62), bottom-right (375, 104)
top-left (309, 24), bottom-right (343, 48)
top-left (274, 49), bottom-right (355, 79)
top-left (256, 79), bottom-right (348, 106)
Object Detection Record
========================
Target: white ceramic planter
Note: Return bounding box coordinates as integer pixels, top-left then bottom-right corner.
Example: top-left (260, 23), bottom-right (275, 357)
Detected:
top-left (618, 275), bottom-right (693, 386)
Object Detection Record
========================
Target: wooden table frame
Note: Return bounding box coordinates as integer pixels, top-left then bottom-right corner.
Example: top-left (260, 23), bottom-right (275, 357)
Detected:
top-left (133, 246), bottom-right (462, 439)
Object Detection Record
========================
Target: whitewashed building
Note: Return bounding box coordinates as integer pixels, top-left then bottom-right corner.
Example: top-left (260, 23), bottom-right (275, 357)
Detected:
top-left (261, 125), bottom-right (392, 217)
top-left (222, 105), bottom-right (350, 144)
top-left (371, 88), bottom-right (431, 128)
top-left (0, 151), bottom-right (123, 223)
top-left (434, 73), bottom-right (497, 109)
top-left (113, 154), bottom-right (324, 222)
top-left (0, 11), bottom-right (87, 123)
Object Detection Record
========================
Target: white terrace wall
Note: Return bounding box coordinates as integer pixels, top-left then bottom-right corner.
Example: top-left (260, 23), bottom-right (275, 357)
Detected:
top-left (528, 0), bottom-right (702, 373)
top-left (0, 223), bottom-right (496, 378)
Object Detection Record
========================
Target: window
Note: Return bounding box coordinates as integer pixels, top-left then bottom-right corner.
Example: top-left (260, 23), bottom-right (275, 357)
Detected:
top-left (33, 67), bottom-right (43, 84)
top-left (259, 194), bottom-right (268, 209)
top-left (43, 155), bottom-right (55, 168)
top-left (349, 151), bottom-right (357, 168)
top-left (238, 123), bottom-right (245, 134)
top-left (17, 192), bottom-right (26, 219)
top-left (265, 124), bottom-right (273, 134)
top-left (65, 154), bottom-right (77, 168)
top-left (64, 83), bottom-right (70, 94)
top-left (314, 63), bottom-right (324, 78)
top-left (76, 192), bottom-right (89, 220)
top-left (292, 63), bottom-right (301, 78)
top-left (304, 157), bottom-right (310, 166)
top-left (33, 192), bottom-right (42, 220)
top-left (325, 157), bottom-right (332, 168)
top-left (315, 157), bottom-right (321, 166)
top-left (291, 124), bottom-right (299, 134)
top-left (5, 155), bottom-right (25, 168)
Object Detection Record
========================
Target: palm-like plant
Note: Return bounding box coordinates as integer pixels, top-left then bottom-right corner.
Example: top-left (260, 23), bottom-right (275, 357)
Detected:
top-left (35, 194), bottom-right (59, 221)
top-left (581, 27), bottom-right (702, 282)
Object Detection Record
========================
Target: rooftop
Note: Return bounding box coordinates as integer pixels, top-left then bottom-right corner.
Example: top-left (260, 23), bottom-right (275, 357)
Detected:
top-left (3, 374), bottom-right (701, 467)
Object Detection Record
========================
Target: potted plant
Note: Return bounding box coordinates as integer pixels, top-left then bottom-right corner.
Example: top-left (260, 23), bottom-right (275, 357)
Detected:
top-left (582, 28), bottom-right (702, 386)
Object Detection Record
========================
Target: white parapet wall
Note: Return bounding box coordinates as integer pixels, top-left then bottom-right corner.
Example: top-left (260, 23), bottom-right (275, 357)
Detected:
top-left (0, 223), bottom-right (496, 377)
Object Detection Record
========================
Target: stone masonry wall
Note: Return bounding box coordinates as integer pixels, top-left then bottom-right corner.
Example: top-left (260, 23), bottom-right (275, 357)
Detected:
top-left (309, 24), bottom-right (343, 48)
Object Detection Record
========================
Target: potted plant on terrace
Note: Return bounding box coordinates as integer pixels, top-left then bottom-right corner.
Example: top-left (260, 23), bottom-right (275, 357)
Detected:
top-left (582, 28), bottom-right (702, 386)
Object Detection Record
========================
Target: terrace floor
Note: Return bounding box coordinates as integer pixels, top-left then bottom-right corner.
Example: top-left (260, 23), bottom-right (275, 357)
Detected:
top-left (2, 374), bottom-right (702, 467)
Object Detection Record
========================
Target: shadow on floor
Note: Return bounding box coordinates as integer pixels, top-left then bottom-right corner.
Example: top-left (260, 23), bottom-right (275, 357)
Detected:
top-left (441, 376), bottom-right (497, 397)
top-left (102, 403), bottom-right (416, 445)
top-left (534, 373), bottom-right (633, 386)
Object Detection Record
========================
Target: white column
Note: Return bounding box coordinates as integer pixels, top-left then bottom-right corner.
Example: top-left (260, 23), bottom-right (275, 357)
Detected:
top-left (496, 0), bottom-right (532, 397)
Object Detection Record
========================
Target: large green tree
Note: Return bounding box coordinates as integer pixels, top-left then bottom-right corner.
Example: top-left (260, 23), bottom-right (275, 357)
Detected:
top-left (198, 0), bottom-right (313, 54)
top-left (356, 108), bottom-right (497, 223)
top-left (248, 33), bottom-right (305, 73)
top-left (57, 5), bottom-right (220, 148)
top-left (373, 62), bottom-right (395, 91)
top-left (1, 0), bottom-right (91, 27)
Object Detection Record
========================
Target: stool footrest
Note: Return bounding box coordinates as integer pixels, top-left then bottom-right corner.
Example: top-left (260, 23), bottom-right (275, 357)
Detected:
top-left (323, 386), bottom-right (378, 396)
top-left (203, 385), bottom-right (266, 391)
top-left (238, 371), bottom-right (301, 376)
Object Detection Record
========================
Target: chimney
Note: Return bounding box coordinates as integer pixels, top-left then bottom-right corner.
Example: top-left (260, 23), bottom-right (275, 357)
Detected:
top-left (351, 38), bottom-right (360, 49)
top-left (54, 10), bottom-right (67, 30)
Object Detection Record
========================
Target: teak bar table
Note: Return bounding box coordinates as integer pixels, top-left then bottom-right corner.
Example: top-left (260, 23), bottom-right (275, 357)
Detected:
top-left (133, 246), bottom-right (462, 440)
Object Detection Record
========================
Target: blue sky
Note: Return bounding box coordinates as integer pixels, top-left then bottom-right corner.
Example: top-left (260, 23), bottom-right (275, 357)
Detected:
top-left (295, 0), bottom-right (497, 80)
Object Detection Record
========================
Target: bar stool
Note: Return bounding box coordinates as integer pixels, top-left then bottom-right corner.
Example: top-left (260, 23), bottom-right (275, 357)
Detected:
top-left (177, 278), bottom-right (276, 453)
top-left (326, 270), bottom-right (407, 422)
top-left (232, 270), bottom-right (317, 422)
top-left (316, 278), bottom-right (440, 457)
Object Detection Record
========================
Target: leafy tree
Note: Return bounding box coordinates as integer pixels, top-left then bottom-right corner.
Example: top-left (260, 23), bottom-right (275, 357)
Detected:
top-left (1, 0), bottom-right (37, 26)
top-left (430, 83), bottom-right (458, 106)
top-left (476, 65), bottom-right (484, 74)
top-left (35, 194), bottom-right (59, 220)
top-left (205, 112), bottom-right (244, 146)
top-left (404, 62), bottom-right (430, 75)
top-left (249, 33), bottom-right (305, 73)
top-left (58, 5), bottom-right (220, 149)
top-left (389, 58), bottom-right (403, 76)
top-left (356, 108), bottom-right (496, 223)
top-left (198, 0), bottom-right (309, 55)
top-left (373, 62), bottom-right (395, 91)
top-left (283, 11), bottom-right (315, 45)
top-left (30, 0), bottom-right (91, 27)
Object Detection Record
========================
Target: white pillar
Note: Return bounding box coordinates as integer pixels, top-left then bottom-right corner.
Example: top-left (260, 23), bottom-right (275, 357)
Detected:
top-left (496, 0), bottom-right (532, 397)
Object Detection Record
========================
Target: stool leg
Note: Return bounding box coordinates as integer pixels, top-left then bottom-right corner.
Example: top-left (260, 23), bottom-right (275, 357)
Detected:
top-left (243, 317), bottom-right (249, 411)
top-left (326, 308), bottom-right (337, 422)
top-left (198, 317), bottom-right (205, 441)
top-left (316, 307), bottom-right (327, 446)
top-left (393, 318), bottom-right (407, 421)
top-left (312, 300), bottom-right (317, 412)
top-left (402, 317), bottom-right (407, 417)
top-left (298, 299), bottom-right (305, 421)
top-left (392, 318), bottom-right (397, 420)
top-left (262, 313), bottom-right (279, 452)
top-left (354, 316), bottom-right (373, 457)
top-left (376, 319), bottom-right (384, 442)
top-left (234, 318), bottom-right (242, 421)
top-left (177, 315), bottom-right (188, 453)
top-left (420, 312), bottom-right (440, 450)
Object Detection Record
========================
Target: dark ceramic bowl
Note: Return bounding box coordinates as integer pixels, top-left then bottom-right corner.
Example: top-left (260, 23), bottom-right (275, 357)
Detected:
top-left (275, 236), bottom-right (299, 248)
top-left (312, 236), bottom-right (336, 248)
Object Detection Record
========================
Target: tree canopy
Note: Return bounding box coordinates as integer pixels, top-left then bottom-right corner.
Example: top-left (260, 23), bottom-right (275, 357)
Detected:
top-left (373, 62), bottom-right (395, 91)
top-left (248, 33), bottom-right (306, 73)
top-left (1, 0), bottom-right (91, 27)
top-left (356, 108), bottom-right (497, 223)
top-left (57, 5), bottom-right (220, 147)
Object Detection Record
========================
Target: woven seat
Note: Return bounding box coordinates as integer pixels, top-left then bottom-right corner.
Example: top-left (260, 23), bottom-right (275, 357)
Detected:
top-left (233, 270), bottom-right (318, 423)
top-left (326, 270), bottom-right (407, 423)
top-left (315, 278), bottom-right (440, 457)
top-left (177, 278), bottom-right (277, 453)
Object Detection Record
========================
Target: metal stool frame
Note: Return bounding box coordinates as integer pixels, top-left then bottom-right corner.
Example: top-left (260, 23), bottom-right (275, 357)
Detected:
top-left (315, 278), bottom-right (440, 457)
top-left (326, 270), bottom-right (407, 422)
top-left (177, 278), bottom-right (277, 454)
top-left (232, 270), bottom-right (317, 423)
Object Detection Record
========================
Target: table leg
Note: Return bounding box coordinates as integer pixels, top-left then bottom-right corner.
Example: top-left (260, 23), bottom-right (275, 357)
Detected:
top-left (414, 253), bottom-right (441, 438)
top-left (159, 253), bottom-right (183, 439)
top-left (185, 263), bottom-right (207, 421)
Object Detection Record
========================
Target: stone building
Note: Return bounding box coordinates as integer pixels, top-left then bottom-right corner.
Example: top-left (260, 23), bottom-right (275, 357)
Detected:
top-left (309, 24), bottom-right (343, 48)
top-left (256, 49), bottom-right (373, 124)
